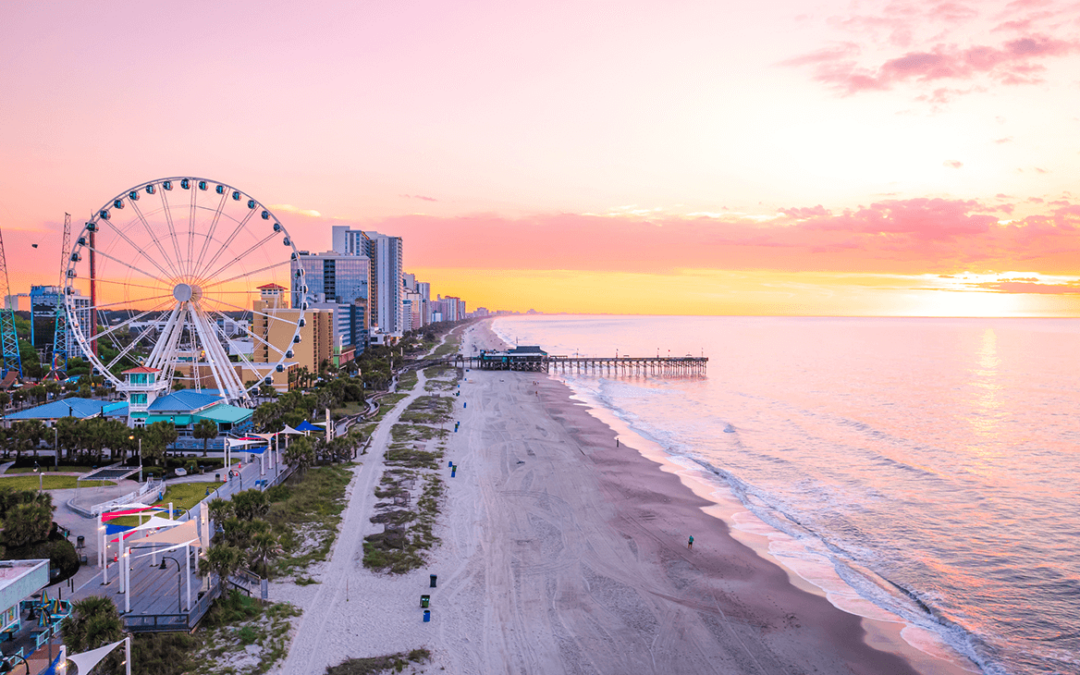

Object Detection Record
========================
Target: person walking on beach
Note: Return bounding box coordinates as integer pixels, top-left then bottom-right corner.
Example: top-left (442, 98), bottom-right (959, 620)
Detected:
top-left (687, 535), bottom-right (694, 550)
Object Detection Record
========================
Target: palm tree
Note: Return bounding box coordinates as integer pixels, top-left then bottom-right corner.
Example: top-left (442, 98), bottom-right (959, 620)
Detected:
top-left (205, 544), bottom-right (242, 585)
top-left (250, 532), bottom-right (278, 578)
top-left (61, 596), bottom-right (123, 655)
top-left (193, 419), bottom-right (218, 457)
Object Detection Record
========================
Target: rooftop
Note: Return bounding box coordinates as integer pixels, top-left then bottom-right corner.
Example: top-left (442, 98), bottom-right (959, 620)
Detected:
top-left (4, 398), bottom-right (126, 421)
top-left (122, 366), bottom-right (162, 374)
top-left (147, 390), bottom-right (223, 414)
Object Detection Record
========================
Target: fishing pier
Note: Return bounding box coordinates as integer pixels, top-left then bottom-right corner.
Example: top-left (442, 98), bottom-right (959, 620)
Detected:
top-left (457, 347), bottom-right (707, 376)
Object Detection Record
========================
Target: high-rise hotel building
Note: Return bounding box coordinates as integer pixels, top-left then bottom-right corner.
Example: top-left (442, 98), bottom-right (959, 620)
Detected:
top-left (331, 226), bottom-right (404, 333)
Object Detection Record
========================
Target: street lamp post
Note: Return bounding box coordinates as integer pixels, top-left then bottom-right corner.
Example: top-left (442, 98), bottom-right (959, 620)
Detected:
top-left (129, 435), bottom-right (142, 483)
top-left (158, 556), bottom-right (183, 612)
top-left (33, 461), bottom-right (41, 492)
top-left (53, 425), bottom-right (58, 467)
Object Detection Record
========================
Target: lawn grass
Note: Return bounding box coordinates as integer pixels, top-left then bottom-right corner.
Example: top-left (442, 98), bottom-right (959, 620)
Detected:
top-left (157, 481), bottom-right (226, 512)
top-left (5, 465), bottom-right (92, 474)
top-left (268, 463), bottom-right (355, 577)
top-left (0, 475), bottom-right (114, 490)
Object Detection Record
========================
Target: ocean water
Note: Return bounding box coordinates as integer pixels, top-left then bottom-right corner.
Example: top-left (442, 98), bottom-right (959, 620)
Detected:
top-left (491, 315), bottom-right (1080, 675)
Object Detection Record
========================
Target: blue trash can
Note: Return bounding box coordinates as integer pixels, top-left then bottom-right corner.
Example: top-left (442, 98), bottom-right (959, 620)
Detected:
top-left (423, 609), bottom-right (431, 622)
top-left (451, 467), bottom-right (457, 477)
top-left (430, 574), bottom-right (437, 588)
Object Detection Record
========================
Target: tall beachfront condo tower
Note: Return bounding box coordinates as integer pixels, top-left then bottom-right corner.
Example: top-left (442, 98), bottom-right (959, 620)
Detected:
top-left (331, 226), bottom-right (404, 333)
top-left (290, 250), bottom-right (371, 348)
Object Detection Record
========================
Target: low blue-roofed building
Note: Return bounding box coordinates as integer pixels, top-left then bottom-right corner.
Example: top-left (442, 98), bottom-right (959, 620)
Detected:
top-left (130, 389), bottom-right (253, 452)
top-left (2, 397), bottom-right (128, 425)
top-left (147, 390), bottom-right (224, 413)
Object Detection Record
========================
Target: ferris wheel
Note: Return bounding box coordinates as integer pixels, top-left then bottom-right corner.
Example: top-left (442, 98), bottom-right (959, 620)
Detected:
top-left (64, 177), bottom-right (308, 407)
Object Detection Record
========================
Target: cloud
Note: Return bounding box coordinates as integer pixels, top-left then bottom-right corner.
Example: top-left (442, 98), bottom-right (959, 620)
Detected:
top-left (268, 204), bottom-right (322, 218)
top-left (993, 137), bottom-right (1012, 143)
top-left (779, 205), bottom-right (832, 218)
top-left (400, 194), bottom-right (438, 202)
top-left (944, 160), bottom-right (964, 168)
top-left (786, 0), bottom-right (1080, 100)
top-left (347, 198), bottom-right (1080, 278)
top-left (975, 280), bottom-right (1080, 294)
top-left (1035, 167), bottom-right (1049, 173)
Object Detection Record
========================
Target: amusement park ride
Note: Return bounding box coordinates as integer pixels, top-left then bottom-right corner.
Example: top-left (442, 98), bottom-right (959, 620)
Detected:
top-left (1, 177), bottom-right (307, 408)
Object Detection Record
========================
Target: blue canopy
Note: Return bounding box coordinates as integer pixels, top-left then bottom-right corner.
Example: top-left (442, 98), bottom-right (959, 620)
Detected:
top-left (295, 421), bottom-right (323, 432)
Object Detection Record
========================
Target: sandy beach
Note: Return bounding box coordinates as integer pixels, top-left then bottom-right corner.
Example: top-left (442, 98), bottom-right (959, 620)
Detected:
top-left (272, 321), bottom-right (961, 675)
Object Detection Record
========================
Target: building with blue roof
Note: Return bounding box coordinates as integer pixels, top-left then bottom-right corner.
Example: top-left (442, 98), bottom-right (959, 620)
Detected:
top-left (2, 397), bottom-right (128, 424)
top-left (121, 368), bottom-right (253, 452)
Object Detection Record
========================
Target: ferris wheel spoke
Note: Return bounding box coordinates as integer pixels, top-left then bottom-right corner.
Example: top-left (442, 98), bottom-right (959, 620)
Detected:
top-left (98, 216), bottom-right (180, 283)
top-left (129, 200), bottom-right (184, 280)
top-left (105, 315), bottom-right (166, 371)
top-left (93, 300), bottom-right (174, 343)
top-left (83, 244), bottom-right (176, 288)
top-left (194, 192), bottom-right (229, 280)
top-left (82, 293), bottom-right (176, 314)
top-left (227, 314), bottom-right (291, 360)
top-left (204, 308), bottom-right (266, 390)
top-left (200, 259), bottom-right (292, 291)
top-left (201, 208), bottom-right (258, 276)
top-left (89, 276), bottom-right (173, 294)
top-left (201, 295), bottom-right (300, 328)
top-left (203, 232), bottom-right (280, 285)
top-left (187, 186), bottom-right (198, 280)
top-left (158, 188), bottom-right (188, 280)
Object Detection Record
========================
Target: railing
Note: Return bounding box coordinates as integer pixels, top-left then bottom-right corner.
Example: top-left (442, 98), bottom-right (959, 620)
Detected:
top-left (123, 577), bottom-right (221, 633)
top-left (86, 477), bottom-right (163, 515)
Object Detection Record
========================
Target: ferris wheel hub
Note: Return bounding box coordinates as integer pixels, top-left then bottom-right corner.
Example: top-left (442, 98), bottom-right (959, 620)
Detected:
top-left (173, 283), bottom-right (202, 302)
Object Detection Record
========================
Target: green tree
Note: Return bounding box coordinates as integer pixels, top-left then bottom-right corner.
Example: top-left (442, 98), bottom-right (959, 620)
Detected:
top-left (207, 498), bottom-right (233, 524)
top-left (61, 595), bottom-right (123, 659)
top-left (205, 544), bottom-right (242, 583)
top-left (2, 501), bottom-right (52, 547)
top-left (231, 489), bottom-right (269, 521)
top-left (143, 421), bottom-right (178, 466)
top-left (284, 436), bottom-right (315, 476)
top-left (13, 419), bottom-right (46, 459)
top-left (250, 532), bottom-right (278, 578)
top-left (192, 419), bottom-right (218, 457)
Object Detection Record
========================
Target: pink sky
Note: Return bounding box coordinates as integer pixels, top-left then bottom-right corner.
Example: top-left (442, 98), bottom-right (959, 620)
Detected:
top-left (2, 0), bottom-right (1080, 315)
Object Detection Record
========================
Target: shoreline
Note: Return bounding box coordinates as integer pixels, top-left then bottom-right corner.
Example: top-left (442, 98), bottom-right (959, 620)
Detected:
top-left (454, 320), bottom-right (938, 674)
top-left (486, 317), bottom-right (978, 674)
top-left (553, 381), bottom-right (978, 675)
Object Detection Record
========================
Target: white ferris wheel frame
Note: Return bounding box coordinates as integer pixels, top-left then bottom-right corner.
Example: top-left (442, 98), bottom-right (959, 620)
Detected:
top-left (63, 176), bottom-right (309, 408)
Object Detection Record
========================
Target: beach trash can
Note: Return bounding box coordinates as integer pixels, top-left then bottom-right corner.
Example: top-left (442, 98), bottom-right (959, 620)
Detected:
top-left (451, 467), bottom-right (456, 478)
top-left (76, 536), bottom-right (85, 549)
top-left (215, 473), bottom-right (221, 481)
top-left (448, 460), bottom-right (453, 468)
top-left (423, 610), bottom-right (431, 622)
top-left (421, 594), bottom-right (430, 608)
top-left (430, 574), bottom-right (437, 588)
top-left (463, 402), bottom-right (466, 408)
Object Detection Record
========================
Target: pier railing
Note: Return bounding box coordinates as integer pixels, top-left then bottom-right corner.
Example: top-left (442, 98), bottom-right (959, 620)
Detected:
top-left (459, 354), bottom-right (707, 376)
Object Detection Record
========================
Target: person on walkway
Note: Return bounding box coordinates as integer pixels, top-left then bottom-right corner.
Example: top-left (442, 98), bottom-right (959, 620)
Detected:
top-left (687, 535), bottom-right (694, 550)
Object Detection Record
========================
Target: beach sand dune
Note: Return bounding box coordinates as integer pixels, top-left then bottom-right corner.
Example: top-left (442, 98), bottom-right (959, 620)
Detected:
top-left (275, 323), bottom-right (931, 675)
